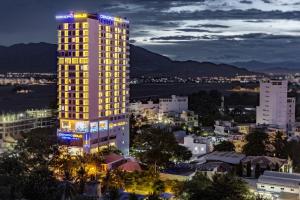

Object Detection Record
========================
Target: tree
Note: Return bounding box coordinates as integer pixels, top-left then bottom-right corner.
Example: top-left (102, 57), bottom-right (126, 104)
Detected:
top-left (133, 127), bottom-right (191, 169)
top-left (273, 131), bottom-right (287, 159)
top-left (246, 162), bottom-right (252, 177)
top-left (210, 174), bottom-right (252, 200)
top-left (176, 172), bottom-right (212, 200)
top-left (243, 131), bottom-right (268, 156)
top-left (214, 141), bottom-right (235, 152)
top-left (129, 193), bottom-right (139, 200)
top-left (22, 167), bottom-right (60, 200)
top-left (0, 128), bottom-right (59, 200)
top-left (255, 163), bottom-right (261, 178)
top-left (103, 188), bottom-right (120, 200)
top-left (189, 90), bottom-right (222, 126)
top-left (58, 180), bottom-right (78, 200)
top-left (285, 140), bottom-right (300, 172)
top-left (152, 180), bottom-right (165, 196)
top-left (176, 173), bottom-right (254, 200)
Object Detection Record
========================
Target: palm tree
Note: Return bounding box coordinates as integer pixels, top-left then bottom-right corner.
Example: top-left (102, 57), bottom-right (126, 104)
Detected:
top-left (59, 179), bottom-right (77, 200)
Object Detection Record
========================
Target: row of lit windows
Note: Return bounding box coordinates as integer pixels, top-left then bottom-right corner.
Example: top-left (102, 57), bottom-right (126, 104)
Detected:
top-left (59, 98), bottom-right (89, 105)
top-left (99, 109), bottom-right (127, 117)
top-left (100, 34), bottom-right (127, 41)
top-left (60, 22), bottom-right (89, 30)
top-left (58, 65), bottom-right (88, 71)
top-left (99, 25), bottom-right (128, 33)
top-left (99, 66), bottom-right (126, 71)
top-left (59, 85), bottom-right (89, 92)
top-left (58, 71), bottom-right (89, 78)
top-left (101, 46), bottom-right (126, 52)
top-left (58, 57), bottom-right (89, 65)
top-left (58, 44), bottom-right (89, 51)
top-left (98, 52), bottom-right (127, 58)
top-left (99, 72), bottom-right (127, 77)
top-left (59, 112), bottom-right (89, 120)
top-left (58, 30), bottom-right (89, 38)
top-left (99, 60), bottom-right (128, 65)
top-left (58, 36), bottom-right (89, 44)
top-left (98, 89), bottom-right (127, 96)
top-left (98, 98), bottom-right (127, 105)
top-left (59, 105), bottom-right (89, 112)
top-left (58, 84), bottom-right (89, 91)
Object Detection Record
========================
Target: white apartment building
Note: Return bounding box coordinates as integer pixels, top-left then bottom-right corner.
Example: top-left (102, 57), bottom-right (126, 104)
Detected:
top-left (256, 79), bottom-right (295, 130)
top-left (257, 171), bottom-right (300, 200)
top-left (182, 135), bottom-right (213, 156)
top-left (159, 95), bottom-right (188, 119)
top-left (129, 100), bottom-right (159, 116)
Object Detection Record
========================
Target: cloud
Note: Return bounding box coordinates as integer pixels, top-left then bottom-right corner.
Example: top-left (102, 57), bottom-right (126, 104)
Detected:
top-left (261, 0), bottom-right (271, 3)
top-left (244, 19), bottom-right (270, 23)
top-left (176, 28), bottom-right (221, 33)
top-left (150, 35), bottom-right (204, 41)
top-left (142, 38), bottom-right (300, 63)
top-left (240, 0), bottom-right (252, 4)
top-left (218, 33), bottom-right (300, 40)
top-left (189, 24), bottom-right (230, 28)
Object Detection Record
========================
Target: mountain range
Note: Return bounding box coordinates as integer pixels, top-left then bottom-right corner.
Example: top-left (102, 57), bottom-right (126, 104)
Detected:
top-left (233, 60), bottom-right (300, 74)
top-left (0, 42), bottom-right (257, 77)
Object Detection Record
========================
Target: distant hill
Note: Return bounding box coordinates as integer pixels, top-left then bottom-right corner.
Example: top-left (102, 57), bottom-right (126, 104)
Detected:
top-left (0, 42), bottom-right (257, 77)
top-left (233, 60), bottom-right (300, 74)
top-left (0, 43), bottom-right (57, 73)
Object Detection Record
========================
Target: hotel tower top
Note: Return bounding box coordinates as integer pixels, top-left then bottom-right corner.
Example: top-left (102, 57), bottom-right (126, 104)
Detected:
top-left (56, 11), bottom-right (130, 155)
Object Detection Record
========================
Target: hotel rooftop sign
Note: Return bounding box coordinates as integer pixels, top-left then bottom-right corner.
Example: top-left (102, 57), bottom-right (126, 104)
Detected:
top-left (56, 12), bottom-right (129, 24)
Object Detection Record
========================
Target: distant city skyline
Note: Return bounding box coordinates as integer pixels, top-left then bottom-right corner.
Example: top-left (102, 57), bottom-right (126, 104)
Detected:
top-left (1, 0), bottom-right (300, 64)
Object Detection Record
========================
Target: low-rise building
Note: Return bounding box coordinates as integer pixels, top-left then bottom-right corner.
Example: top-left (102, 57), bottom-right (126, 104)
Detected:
top-left (214, 120), bottom-right (238, 135)
top-left (159, 95), bottom-right (188, 120)
top-left (196, 161), bottom-right (232, 179)
top-left (0, 109), bottom-right (56, 153)
top-left (182, 135), bottom-right (213, 156)
top-left (100, 153), bottom-right (126, 172)
top-left (257, 171), bottom-right (300, 200)
top-left (237, 123), bottom-right (256, 135)
top-left (129, 100), bottom-right (159, 120)
top-left (242, 156), bottom-right (293, 178)
top-left (180, 110), bottom-right (199, 130)
top-left (204, 151), bottom-right (246, 165)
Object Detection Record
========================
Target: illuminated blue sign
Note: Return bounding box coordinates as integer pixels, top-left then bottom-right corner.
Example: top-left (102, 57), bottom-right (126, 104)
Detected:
top-left (55, 12), bottom-right (87, 21)
top-left (55, 14), bottom-right (73, 20)
top-left (58, 132), bottom-right (82, 141)
top-left (58, 131), bottom-right (85, 147)
top-left (90, 122), bottom-right (98, 133)
top-left (98, 14), bottom-right (129, 25)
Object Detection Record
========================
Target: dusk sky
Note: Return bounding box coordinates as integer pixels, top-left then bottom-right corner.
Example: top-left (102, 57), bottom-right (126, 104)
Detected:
top-left (1, 0), bottom-right (300, 65)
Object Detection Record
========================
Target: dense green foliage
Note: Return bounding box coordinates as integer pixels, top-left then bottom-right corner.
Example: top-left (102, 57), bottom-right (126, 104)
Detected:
top-left (175, 172), bottom-right (269, 200)
top-left (0, 128), bottom-right (105, 200)
top-left (242, 131), bottom-right (269, 156)
top-left (214, 141), bottom-right (235, 151)
top-left (133, 127), bottom-right (192, 168)
top-left (189, 90), bottom-right (222, 126)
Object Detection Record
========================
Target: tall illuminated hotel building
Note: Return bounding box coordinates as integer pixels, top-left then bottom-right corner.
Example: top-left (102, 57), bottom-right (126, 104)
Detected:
top-left (56, 12), bottom-right (130, 155)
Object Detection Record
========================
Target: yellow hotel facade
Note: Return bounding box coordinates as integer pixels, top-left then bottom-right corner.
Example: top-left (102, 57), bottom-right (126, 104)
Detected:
top-left (56, 12), bottom-right (130, 155)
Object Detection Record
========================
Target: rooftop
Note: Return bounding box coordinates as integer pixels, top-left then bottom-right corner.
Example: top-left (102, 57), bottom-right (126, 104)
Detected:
top-left (205, 151), bottom-right (246, 165)
top-left (103, 153), bottom-right (124, 164)
top-left (119, 160), bottom-right (142, 172)
top-left (242, 156), bottom-right (288, 167)
top-left (258, 171), bottom-right (300, 189)
top-left (0, 109), bottom-right (54, 123)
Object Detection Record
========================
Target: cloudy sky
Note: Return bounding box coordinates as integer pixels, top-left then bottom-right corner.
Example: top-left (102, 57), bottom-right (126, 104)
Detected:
top-left (1, 0), bottom-right (300, 65)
